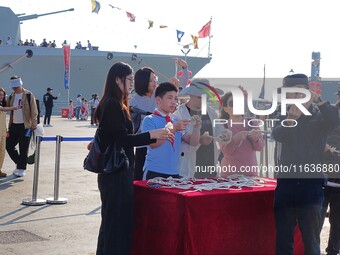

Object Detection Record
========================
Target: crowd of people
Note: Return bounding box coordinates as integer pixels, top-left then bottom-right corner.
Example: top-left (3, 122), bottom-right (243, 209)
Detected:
top-left (1, 59), bottom-right (340, 254)
top-left (0, 35), bottom-right (95, 50)
top-left (84, 61), bottom-right (340, 254)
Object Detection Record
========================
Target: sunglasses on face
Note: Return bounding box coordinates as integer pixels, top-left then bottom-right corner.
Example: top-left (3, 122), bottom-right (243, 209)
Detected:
top-left (227, 101), bottom-right (233, 107)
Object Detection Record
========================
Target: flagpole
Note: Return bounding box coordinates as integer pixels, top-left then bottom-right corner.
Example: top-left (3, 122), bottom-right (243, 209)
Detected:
top-left (208, 16), bottom-right (212, 58)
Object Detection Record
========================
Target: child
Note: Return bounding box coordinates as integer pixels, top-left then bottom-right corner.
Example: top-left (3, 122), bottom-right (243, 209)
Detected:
top-left (0, 88), bottom-right (19, 177)
top-left (141, 82), bottom-right (201, 180)
top-left (80, 98), bottom-right (89, 120)
top-left (68, 99), bottom-right (74, 119)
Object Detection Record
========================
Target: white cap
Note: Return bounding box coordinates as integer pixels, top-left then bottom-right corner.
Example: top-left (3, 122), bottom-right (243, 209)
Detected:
top-left (10, 78), bottom-right (23, 88)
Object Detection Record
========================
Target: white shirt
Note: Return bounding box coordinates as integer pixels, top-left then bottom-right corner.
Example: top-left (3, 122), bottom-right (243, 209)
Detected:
top-left (13, 93), bottom-right (24, 124)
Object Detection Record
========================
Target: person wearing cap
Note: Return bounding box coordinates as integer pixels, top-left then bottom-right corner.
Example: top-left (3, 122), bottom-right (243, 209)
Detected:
top-left (43, 87), bottom-right (59, 127)
top-left (6, 75), bottom-right (38, 177)
top-left (272, 73), bottom-right (338, 255)
top-left (319, 88), bottom-right (340, 255)
top-left (172, 78), bottom-right (227, 178)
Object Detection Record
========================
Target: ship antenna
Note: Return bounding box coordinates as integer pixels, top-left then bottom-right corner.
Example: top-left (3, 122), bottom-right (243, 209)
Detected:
top-left (0, 49), bottom-right (33, 73)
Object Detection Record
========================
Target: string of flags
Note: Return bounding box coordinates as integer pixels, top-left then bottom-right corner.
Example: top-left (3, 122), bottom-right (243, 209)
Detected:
top-left (90, 0), bottom-right (211, 49)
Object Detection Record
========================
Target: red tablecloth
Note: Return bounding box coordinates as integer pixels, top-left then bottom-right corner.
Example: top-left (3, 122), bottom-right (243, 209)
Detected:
top-left (132, 180), bottom-right (304, 255)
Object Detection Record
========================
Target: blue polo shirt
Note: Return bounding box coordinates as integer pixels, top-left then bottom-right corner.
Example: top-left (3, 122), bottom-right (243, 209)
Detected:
top-left (141, 113), bottom-right (184, 175)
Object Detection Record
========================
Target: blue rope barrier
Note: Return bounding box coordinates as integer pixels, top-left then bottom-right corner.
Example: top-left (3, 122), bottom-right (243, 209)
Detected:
top-left (41, 137), bottom-right (93, 142)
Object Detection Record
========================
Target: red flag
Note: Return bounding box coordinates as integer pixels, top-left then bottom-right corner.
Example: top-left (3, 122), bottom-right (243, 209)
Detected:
top-left (63, 45), bottom-right (71, 89)
top-left (198, 21), bottom-right (211, 38)
top-left (126, 12), bottom-right (136, 22)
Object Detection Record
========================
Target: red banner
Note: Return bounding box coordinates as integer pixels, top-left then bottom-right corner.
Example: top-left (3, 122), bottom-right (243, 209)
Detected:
top-left (63, 45), bottom-right (71, 89)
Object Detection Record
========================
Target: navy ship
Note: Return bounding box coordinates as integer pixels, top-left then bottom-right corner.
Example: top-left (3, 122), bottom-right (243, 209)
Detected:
top-left (0, 6), bottom-right (211, 104)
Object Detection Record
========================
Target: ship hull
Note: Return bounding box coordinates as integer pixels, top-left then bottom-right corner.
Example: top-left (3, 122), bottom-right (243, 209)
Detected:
top-left (0, 46), bottom-right (210, 103)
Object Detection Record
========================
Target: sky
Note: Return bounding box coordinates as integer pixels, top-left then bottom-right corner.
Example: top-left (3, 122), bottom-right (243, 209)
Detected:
top-left (2, 0), bottom-right (340, 82)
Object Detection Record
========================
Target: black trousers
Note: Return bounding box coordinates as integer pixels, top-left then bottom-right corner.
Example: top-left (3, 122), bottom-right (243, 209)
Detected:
top-left (321, 187), bottom-right (340, 255)
top-left (44, 106), bottom-right (53, 124)
top-left (6, 123), bottom-right (30, 170)
top-left (145, 170), bottom-right (180, 180)
top-left (134, 147), bottom-right (147, 180)
top-left (96, 168), bottom-right (134, 255)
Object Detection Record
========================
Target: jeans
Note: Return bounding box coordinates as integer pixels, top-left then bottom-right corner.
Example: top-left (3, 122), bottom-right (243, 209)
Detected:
top-left (75, 107), bottom-right (81, 120)
top-left (274, 180), bottom-right (324, 255)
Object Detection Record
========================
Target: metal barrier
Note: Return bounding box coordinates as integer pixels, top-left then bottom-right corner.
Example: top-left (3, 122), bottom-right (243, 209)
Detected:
top-left (22, 136), bottom-right (46, 206)
top-left (22, 135), bottom-right (93, 206)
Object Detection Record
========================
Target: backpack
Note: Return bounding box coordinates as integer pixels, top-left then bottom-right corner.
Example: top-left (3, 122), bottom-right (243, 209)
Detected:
top-left (9, 92), bottom-right (39, 123)
top-left (130, 106), bottom-right (152, 134)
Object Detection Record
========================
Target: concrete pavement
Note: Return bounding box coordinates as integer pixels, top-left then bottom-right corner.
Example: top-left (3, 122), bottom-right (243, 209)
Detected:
top-left (0, 116), bottom-right (332, 255)
top-left (1, 116), bottom-right (100, 255)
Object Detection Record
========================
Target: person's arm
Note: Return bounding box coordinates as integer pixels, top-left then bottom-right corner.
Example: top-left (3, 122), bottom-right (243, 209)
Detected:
top-left (141, 117), bottom-right (168, 149)
top-left (29, 93), bottom-right (38, 130)
top-left (181, 118), bottom-right (201, 146)
top-left (0, 105), bottom-right (19, 111)
top-left (317, 101), bottom-right (339, 132)
top-left (220, 130), bottom-right (249, 155)
top-left (101, 99), bottom-right (171, 148)
top-left (248, 129), bottom-right (265, 151)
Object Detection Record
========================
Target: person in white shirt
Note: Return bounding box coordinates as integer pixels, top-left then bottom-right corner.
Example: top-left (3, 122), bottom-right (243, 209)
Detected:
top-left (6, 75), bottom-right (38, 177)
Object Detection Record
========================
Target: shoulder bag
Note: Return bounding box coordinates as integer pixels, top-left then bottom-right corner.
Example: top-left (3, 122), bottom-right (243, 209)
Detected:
top-left (83, 116), bottom-right (129, 174)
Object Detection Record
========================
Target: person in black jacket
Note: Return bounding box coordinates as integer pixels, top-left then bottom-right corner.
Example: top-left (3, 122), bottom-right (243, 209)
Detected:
top-left (94, 62), bottom-right (173, 255)
top-left (272, 74), bottom-right (338, 255)
top-left (43, 87), bottom-right (59, 127)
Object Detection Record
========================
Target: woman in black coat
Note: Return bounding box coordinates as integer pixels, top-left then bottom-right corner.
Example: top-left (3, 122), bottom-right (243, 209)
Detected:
top-left (95, 62), bottom-right (173, 255)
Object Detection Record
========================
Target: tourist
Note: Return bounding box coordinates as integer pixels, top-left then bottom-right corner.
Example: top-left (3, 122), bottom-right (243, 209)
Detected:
top-left (219, 87), bottom-right (264, 177)
top-left (272, 73), bottom-right (338, 255)
top-left (89, 94), bottom-right (99, 126)
top-left (43, 87), bottom-right (59, 127)
top-left (68, 99), bottom-right (74, 119)
top-left (129, 67), bottom-right (158, 180)
top-left (0, 87), bottom-right (19, 177)
top-left (6, 36), bottom-right (12, 46)
top-left (6, 75), bottom-right (38, 177)
top-left (75, 94), bottom-right (82, 120)
top-left (141, 82), bottom-right (201, 180)
top-left (87, 40), bottom-right (93, 50)
top-left (95, 62), bottom-right (172, 254)
top-left (172, 78), bottom-right (227, 178)
top-left (319, 86), bottom-right (340, 255)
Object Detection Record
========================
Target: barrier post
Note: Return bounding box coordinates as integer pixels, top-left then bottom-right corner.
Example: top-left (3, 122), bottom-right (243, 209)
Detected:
top-left (46, 135), bottom-right (68, 204)
top-left (22, 136), bottom-right (47, 206)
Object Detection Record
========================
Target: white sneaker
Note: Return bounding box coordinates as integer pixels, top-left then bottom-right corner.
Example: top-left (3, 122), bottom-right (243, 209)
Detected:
top-left (13, 169), bottom-right (26, 177)
top-left (47, 124), bottom-right (53, 127)
top-left (43, 124), bottom-right (47, 127)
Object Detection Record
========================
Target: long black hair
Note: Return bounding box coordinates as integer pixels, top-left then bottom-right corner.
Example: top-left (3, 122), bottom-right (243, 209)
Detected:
top-left (220, 91), bottom-right (232, 120)
top-left (0, 87), bottom-right (7, 107)
top-left (95, 62), bottom-right (133, 122)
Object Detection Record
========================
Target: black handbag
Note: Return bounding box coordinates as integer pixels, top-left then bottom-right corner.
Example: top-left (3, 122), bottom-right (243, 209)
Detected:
top-left (83, 129), bottom-right (129, 174)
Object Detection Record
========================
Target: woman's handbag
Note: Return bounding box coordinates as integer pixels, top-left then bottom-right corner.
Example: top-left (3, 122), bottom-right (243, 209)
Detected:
top-left (83, 129), bottom-right (129, 174)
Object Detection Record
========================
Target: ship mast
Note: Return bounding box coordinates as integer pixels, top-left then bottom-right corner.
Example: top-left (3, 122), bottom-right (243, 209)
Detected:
top-left (207, 16), bottom-right (213, 58)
